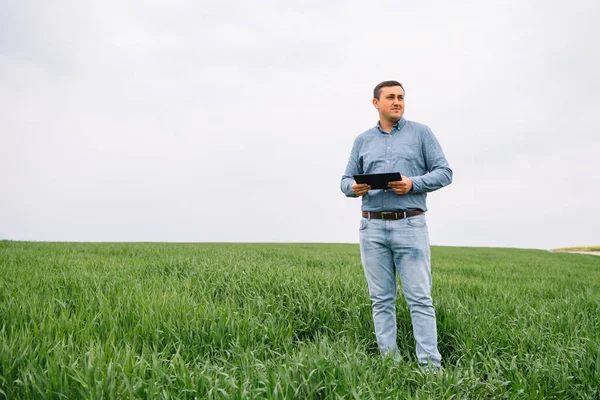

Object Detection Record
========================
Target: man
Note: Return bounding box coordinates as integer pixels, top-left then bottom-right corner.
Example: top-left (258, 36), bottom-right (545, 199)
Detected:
top-left (340, 80), bottom-right (452, 369)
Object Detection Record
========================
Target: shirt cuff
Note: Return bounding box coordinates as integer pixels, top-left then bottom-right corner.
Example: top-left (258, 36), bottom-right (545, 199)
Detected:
top-left (410, 176), bottom-right (422, 193)
top-left (343, 180), bottom-right (358, 197)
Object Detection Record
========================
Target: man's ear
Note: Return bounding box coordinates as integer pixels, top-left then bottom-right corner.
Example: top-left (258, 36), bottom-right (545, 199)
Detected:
top-left (372, 98), bottom-right (379, 109)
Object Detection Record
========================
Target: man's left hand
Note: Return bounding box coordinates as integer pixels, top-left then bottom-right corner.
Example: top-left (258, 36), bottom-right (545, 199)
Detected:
top-left (388, 176), bottom-right (413, 195)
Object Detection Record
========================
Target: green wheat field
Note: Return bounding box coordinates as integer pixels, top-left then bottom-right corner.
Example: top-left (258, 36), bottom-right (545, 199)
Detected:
top-left (1, 241), bottom-right (599, 399)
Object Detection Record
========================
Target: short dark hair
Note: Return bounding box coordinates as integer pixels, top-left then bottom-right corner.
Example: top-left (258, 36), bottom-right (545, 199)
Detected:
top-left (373, 80), bottom-right (404, 100)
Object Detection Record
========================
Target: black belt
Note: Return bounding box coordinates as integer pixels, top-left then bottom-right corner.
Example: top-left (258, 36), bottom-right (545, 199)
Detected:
top-left (362, 209), bottom-right (423, 220)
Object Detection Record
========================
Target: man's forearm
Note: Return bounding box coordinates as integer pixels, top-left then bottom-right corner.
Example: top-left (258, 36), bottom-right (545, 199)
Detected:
top-left (411, 167), bottom-right (453, 193)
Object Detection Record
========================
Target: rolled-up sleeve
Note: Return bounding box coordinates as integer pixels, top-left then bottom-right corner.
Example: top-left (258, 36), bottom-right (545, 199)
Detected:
top-left (411, 126), bottom-right (453, 193)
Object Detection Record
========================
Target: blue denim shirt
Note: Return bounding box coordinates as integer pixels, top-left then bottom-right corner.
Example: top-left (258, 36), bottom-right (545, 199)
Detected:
top-left (341, 117), bottom-right (453, 212)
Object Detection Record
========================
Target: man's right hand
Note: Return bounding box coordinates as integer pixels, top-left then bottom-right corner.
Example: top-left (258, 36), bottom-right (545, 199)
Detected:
top-left (352, 181), bottom-right (371, 196)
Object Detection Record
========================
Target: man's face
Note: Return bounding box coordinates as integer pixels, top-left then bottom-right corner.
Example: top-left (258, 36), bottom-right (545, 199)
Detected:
top-left (373, 86), bottom-right (405, 122)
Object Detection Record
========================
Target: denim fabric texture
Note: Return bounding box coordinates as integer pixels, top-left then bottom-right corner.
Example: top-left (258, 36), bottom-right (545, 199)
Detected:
top-left (359, 214), bottom-right (441, 366)
top-left (342, 118), bottom-right (452, 367)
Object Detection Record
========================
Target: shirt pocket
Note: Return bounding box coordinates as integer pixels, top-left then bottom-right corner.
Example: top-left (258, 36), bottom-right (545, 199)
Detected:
top-left (397, 143), bottom-right (420, 161)
top-left (396, 144), bottom-right (421, 175)
top-left (360, 150), bottom-right (386, 174)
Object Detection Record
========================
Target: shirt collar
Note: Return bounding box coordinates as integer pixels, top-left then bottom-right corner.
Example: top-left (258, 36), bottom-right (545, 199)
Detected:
top-left (376, 117), bottom-right (406, 134)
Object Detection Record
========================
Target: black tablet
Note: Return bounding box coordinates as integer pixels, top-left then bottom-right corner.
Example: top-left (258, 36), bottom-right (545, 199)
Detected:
top-left (353, 172), bottom-right (402, 190)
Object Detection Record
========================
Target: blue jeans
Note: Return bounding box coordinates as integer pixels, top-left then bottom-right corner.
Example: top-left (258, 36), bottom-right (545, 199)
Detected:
top-left (359, 213), bottom-right (441, 367)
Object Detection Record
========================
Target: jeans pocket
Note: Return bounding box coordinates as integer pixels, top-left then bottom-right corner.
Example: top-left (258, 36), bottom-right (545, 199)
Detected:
top-left (407, 214), bottom-right (426, 227)
top-left (359, 218), bottom-right (369, 230)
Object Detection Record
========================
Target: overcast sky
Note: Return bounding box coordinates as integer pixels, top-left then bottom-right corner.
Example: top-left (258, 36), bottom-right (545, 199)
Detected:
top-left (1, 0), bottom-right (599, 249)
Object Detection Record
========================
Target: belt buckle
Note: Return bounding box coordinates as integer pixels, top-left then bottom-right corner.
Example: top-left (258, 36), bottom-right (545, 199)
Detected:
top-left (380, 211), bottom-right (393, 220)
